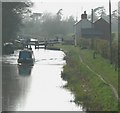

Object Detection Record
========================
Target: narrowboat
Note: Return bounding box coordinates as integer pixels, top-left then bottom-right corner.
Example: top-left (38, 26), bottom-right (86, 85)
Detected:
top-left (18, 49), bottom-right (35, 65)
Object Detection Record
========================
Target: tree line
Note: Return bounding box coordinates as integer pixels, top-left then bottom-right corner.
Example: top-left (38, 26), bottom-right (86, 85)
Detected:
top-left (2, 2), bottom-right (118, 43)
top-left (21, 12), bottom-right (75, 40)
top-left (2, 2), bottom-right (33, 43)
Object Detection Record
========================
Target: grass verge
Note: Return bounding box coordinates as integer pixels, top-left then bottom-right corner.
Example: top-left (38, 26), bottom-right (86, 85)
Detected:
top-left (54, 44), bottom-right (118, 111)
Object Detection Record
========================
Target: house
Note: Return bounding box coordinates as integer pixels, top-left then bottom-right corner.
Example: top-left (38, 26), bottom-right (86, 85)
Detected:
top-left (74, 11), bottom-right (110, 40)
top-left (81, 28), bottom-right (104, 38)
top-left (94, 18), bottom-right (110, 40)
top-left (74, 11), bottom-right (93, 39)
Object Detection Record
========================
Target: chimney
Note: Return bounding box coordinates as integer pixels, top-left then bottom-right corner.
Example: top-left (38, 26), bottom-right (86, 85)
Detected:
top-left (81, 11), bottom-right (87, 19)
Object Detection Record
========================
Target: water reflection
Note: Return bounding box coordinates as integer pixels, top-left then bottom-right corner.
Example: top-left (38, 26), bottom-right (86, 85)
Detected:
top-left (2, 63), bottom-right (31, 111)
top-left (18, 65), bottom-right (33, 76)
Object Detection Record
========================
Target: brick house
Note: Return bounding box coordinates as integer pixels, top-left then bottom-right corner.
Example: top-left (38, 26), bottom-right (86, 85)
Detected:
top-left (74, 11), bottom-right (110, 40)
top-left (94, 18), bottom-right (110, 40)
top-left (74, 11), bottom-right (93, 39)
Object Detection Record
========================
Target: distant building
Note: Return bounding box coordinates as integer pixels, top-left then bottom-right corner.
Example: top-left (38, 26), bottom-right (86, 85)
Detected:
top-left (74, 11), bottom-right (110, 41)
top-left (94, 18), bottom-right (110, 40)
top-left (81, 28), bottom-right (104, 38)
top-left (74, 11), bottom-right (93, 39)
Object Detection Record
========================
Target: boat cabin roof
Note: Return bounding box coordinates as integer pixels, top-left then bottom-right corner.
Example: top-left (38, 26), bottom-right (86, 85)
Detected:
top-left (19, 49), bottom-right (33, 58)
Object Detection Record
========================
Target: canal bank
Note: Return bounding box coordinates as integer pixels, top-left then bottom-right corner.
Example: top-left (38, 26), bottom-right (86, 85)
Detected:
top-left (51, 44), bottom-right (118, 111)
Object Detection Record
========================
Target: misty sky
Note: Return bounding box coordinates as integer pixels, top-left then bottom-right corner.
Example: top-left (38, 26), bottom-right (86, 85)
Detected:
top-left (31, 0), bottom-right (119, 20)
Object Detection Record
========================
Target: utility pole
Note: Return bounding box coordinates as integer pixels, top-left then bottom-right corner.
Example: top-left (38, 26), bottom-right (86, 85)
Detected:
top-left (109, 0), bottom-right (112, 64)
top-left (91, 9), bottom-right (94, 25)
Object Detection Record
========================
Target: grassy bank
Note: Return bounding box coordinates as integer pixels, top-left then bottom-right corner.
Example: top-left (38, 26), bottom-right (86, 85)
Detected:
top-left (54, 44), bottom-right (118, 111)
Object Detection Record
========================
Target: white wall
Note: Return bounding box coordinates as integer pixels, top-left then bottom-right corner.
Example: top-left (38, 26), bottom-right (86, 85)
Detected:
top-left (75, 19), bottom-right (92, 38)
top-left (79, 19), bottom-right (92, 29)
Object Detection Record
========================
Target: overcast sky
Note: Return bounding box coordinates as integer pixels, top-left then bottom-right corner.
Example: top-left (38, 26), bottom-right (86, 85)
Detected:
top-left (31, 0), bottom-right (119, 20)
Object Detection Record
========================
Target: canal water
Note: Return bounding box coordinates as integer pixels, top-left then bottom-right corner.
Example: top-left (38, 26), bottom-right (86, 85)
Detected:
top-left (2, 46), bottom-right (83, 111)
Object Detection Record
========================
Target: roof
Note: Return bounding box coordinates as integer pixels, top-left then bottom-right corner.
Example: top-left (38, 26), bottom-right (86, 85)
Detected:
top-left (74, 19), bottom-right (93, 26)
top-left (20, 49), bottom-right (33, 53)
top-left (94, 18), bottom-right (109, 24)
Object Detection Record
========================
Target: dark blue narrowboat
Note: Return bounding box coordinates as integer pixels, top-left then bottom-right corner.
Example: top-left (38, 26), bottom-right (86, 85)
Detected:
top-left (18, 49), bottom-right (35, 65)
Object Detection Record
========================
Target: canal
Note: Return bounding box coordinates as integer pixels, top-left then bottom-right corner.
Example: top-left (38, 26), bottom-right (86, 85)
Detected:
top-left (2, 46), bottom-right (83, 111)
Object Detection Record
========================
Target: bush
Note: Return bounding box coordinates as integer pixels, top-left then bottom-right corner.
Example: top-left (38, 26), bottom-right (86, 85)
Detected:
top-left (79, 37), bottom-right (118, 69)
